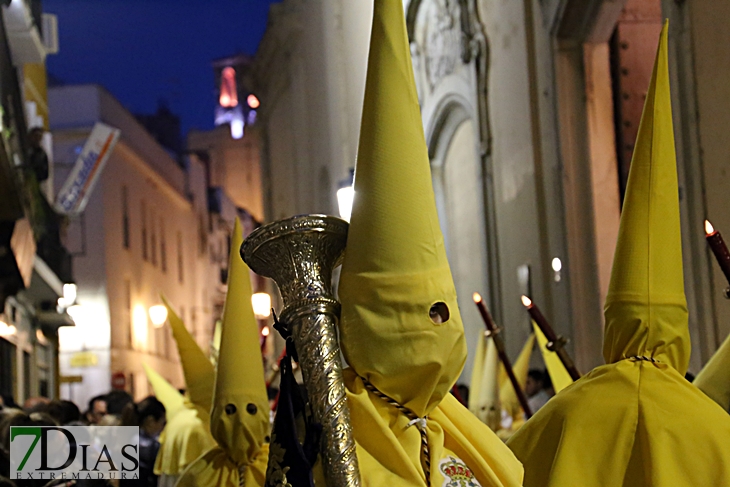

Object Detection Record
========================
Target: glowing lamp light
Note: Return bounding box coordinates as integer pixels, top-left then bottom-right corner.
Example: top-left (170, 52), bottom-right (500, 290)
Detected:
top-left (63, 283), bottom-right (77, 305)
top-left (472, 292), bottom-right (483, 304)
top-left (521, 295), bottom-right (532, 307)
top-left (337, 186), bottom-right (355, 222)
top-left (0, 321), bottom-right (16, 337)
top-left (252, 293), bottom-right (272, 320)
top-left (551, 258), bottom-right (562, 272)
top-left (261, 326), bottom-right (270, 337)
top-left (247, 94), bottom-right (260, 109)
top-left (133, 305), bottom-right (149, 350)
top-left (149, 305), bottom-right (169, 328)
top-left (705, 220), bottom-right (715, 236)
top-left (231, 118), bottom-right (244, 139)
top-left (36, 328), bottom-right (48, 345)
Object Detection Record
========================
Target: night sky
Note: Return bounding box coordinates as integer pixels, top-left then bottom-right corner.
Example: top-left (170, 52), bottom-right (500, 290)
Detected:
top-left (43, 0), bottom-right (279, 135)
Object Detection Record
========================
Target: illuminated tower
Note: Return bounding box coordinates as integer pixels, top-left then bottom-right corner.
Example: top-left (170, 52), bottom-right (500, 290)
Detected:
top-left (213, 54), bottom-right (259, 139)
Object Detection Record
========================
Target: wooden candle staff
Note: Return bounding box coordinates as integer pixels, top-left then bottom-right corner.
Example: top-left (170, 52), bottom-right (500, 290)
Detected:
top-left (705, 220), bottom-right (730, 298)
top-left (521, 295), bottom-right (581, 382)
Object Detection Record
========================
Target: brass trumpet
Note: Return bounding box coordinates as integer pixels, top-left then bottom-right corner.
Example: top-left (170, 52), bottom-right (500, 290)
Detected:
top-left (241, 215), bottom-right (360, 487)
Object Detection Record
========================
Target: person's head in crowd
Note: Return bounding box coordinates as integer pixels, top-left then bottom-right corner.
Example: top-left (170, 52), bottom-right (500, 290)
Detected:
top-left (525, 369), bottom-right (546, 398)
top-left (0, 475), bottom-right (16, 487)
top-left (542, 369), bottom-right (554, 396)
top-left (28, 127), bottom-right (44, 148)
top-left (23, 396), bottom-right (50, 412)
top-left (46, 400), bottom-right (81, 425)
top-left (121, 396), bottom-right (166, 437)
top-left (104, 390), bottom-right (133, 417)
top-left (86, 395), bottom-right (107, 424)
top-left (1, 410), bottom-right (57, 456)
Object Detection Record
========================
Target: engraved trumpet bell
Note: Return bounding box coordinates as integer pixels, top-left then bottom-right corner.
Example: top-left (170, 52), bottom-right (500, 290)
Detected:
top-left (241, 214), bottom-right (360, 487)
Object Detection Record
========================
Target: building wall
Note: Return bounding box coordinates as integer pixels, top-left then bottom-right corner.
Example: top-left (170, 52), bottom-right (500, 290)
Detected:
top-left (51, 85), bottom-right (229, 406)
top-left (663, 0), bottom-right (730, 367)
top-left (188, 124), bottom-right (264, 222)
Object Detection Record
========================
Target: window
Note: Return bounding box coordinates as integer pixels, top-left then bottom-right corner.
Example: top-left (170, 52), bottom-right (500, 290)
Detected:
top-left (177, 231), bottom-right (184, 283)
top-left (150, 208), bottom-right (157, 266)
top-left (141, 200), bottom-right (148, 261)
top-left (160, 218), bottom-right (167, 273)
top-left (122, 186), bottom-right (130, 249)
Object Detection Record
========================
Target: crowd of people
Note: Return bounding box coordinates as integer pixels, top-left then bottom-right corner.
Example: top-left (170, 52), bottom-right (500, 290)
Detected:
top-left (0, 391), bottom-right (166, 487)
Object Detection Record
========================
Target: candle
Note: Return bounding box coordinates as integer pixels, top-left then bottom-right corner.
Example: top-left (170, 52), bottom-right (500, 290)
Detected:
top-left (521, 295), bottom-right (582, 381)
top-left (473, 293), bottom-right (532, 419)
top-left (704, 220), bottom-right (730, 292)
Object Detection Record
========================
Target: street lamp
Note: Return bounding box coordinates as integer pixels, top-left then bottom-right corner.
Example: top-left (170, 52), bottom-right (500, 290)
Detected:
top-left (337, 169), bottom-right (355, 222)
top-left (149, 305), bottom-right (169, 328)
top-left (251, 292), bottom-right (272, 320)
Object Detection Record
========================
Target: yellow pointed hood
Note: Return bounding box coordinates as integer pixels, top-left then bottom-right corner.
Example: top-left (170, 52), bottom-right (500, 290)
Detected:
top-left (210, 218), bottom-right (269, 466)
top-left (499, 334), bottom-right (535, 418)
top-left (602, 21), bottom-right (689, 374)
top-left (532, 322), bottom-right (573, 393)
top-left (469, 332), bottom-right (487, 413)
top-left (163, 295), bottom-right (215, 410)
top-left (694, 332), bottom-right (730, 411)
top-left (338, 0), bottom-right (466, 418)
top-left (143, 363), bottom-right (185, 420)
top-left (470, 334), bottom-right (502, 430)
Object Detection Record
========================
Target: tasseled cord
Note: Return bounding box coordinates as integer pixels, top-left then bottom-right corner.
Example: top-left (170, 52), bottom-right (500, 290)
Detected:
top-left (362, 378), bottom-right (431, 486)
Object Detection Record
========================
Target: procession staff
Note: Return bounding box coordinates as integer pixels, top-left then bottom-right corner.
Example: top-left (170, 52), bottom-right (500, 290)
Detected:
top-left (178, 218), bottom-right (269, 487)
top-left (694, 332), bottom-right (730, 412)
top-left (153, 298), bottom-right (216, 485)
top-left (332, 1), bottom-right (524, 485)
top-left (507, 22), bottom-right (730, 486)
top-left (498, 333), bottom-right (535, 423)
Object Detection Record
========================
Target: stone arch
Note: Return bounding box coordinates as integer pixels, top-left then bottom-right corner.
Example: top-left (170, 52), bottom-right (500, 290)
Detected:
top-left (428, 99), bottom-right (490, 383)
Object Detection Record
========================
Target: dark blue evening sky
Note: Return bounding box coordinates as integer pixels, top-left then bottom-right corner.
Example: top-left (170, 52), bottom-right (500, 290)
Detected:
top-left (44, 0), bottom-right (279, 134)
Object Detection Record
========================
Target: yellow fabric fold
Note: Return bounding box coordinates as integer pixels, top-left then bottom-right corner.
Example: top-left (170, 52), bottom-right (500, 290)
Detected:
top-left (532, 322), bottom-right (573, 393)
top-left (163, 295), bottom-right (215, 411)
top-left (694, 332), bottom-right (730, 411)
top-left (343, 370), bottom-right (523, 487)
top-left (176, 444), bottom-right (269, 487)
top-left (507, 22), bottom-right (730, 486)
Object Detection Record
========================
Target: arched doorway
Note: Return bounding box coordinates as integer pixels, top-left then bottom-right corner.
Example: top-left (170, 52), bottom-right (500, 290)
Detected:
top-left (430, 104), bottom-right (489, 383)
